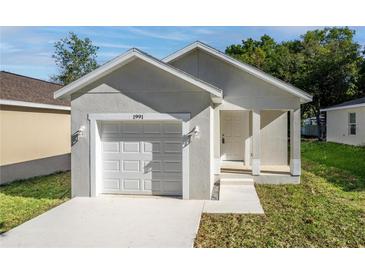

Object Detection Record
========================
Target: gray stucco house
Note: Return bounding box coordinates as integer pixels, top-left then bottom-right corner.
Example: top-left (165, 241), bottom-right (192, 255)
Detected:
top-left (54, 41), bottom-right (312, 200)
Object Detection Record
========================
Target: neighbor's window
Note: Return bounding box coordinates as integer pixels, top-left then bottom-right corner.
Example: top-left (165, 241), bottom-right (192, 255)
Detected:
top-left (348, 112), bottom-right (357, 135)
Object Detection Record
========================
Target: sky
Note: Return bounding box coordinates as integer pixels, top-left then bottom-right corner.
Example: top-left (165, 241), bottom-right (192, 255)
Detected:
top-left (1, 26), bottom-right (365, 81)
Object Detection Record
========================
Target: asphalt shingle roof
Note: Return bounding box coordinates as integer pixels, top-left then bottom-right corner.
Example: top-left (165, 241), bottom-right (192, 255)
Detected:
top-left (326, 97), bottom-right (365, 109)
top-left (0, 71), bottom-right (69, 106)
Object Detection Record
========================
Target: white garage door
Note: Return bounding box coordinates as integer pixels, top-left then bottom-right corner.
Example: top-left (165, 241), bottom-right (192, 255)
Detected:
top-left (101, 120), bottom-right (183, 196)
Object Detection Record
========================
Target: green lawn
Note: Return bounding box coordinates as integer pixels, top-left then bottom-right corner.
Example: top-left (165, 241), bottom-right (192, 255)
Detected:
top-left (195, 141), bottom-right (365, 247)
top-left (0, 171), bottom-right (71, 234)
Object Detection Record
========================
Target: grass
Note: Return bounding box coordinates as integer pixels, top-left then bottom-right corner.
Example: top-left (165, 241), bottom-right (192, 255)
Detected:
top-left (0, 171), bottom-right (71, 234)
top-left (195, 141), bottom-right (365, 247)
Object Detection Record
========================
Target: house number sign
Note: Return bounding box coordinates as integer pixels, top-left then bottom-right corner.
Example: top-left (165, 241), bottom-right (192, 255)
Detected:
top-left (132, 114), bottom-right (144, 120)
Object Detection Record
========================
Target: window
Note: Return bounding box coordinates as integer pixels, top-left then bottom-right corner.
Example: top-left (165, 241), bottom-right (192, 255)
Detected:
top-left (348, 112), bottom-right (357, 135)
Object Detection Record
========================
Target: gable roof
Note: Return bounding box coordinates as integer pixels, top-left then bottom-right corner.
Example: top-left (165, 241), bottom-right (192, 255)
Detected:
top-left (0, 71), bottom-right (69, 107)
top-left (321, 97), bottom-right (365, 111)
top-left (163, 41), bottom-right (313, 103)
top-left (54, 48), bottom-right (223, 101)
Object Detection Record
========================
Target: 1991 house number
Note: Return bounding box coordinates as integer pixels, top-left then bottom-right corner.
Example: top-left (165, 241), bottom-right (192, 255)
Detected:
top-left (132, 114), bottom-right (144, 120)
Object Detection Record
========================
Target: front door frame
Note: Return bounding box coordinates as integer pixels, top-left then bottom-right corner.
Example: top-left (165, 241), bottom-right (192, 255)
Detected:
top-left (220, 110), bottom-right (251, 164)
top-left (88, 113), bottom-right (191, 199)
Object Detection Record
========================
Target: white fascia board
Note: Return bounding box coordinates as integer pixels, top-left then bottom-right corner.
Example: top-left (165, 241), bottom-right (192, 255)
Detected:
top-left (54, 48), bottom-right (223, 100)
top-left (54, 49), bottom-right (136, 99)
top-left (0, 99), bottom-right (70, 111)
top-left (321, 103), bottom-right (365, 112)
top-left (211, 96), bottom-right (223, 104)
top-left (164, 42), bottom-right (313, 103)
top-left (88, 112), bottom-right (190, 122)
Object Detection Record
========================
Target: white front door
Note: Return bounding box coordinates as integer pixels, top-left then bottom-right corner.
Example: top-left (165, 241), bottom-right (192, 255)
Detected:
top-left (100, 120), bottom-right (183, 196)
top-left (221, 111), bottom-right (249, 161)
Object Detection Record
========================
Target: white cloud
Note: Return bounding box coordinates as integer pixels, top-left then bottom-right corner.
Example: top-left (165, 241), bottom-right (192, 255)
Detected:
top-left (0, 42), bottom-right (22, 53)
top-left (1, 50), bottom-right (54, 66)
top-left (268, 26), bottom-right (323, 36)
top-left (126, 27), bottom-right (192, 41)
top-left (97, 42), bottom-right (148, 50)
top-left (98, 51), bottom-right (123, 58)
top-left (192, 28), bottom-right (216, 35)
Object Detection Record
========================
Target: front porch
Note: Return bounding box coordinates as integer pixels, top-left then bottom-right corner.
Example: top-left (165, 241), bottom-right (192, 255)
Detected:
top-left (213, 108), bottom-right (301, 184)
top-left (220, 160), bottom-right (300, 184)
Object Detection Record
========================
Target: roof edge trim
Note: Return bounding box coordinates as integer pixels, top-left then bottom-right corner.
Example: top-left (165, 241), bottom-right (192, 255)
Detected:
top-left (0, 99), bottom-right (71, 111)
top-left (54, 48), bottom-right (222, 100)
top-left (163, 41), bottom-right (312, 103)
top-left (321, 103), bottom-right (365, 112)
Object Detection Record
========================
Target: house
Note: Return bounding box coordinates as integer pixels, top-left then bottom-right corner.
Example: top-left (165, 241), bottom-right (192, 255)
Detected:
top-left (0, 71), bottom-right (71, 184)
top-left (321, 97), bottom-right (365, 146)
top-left (54, 41), bottom-right (312, 200)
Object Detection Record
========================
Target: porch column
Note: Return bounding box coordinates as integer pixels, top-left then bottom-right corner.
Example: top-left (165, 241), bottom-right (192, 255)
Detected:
top-left (251, 109), bottom-right (261, 175)
top-left (290, 108), bottom-right (301, 176)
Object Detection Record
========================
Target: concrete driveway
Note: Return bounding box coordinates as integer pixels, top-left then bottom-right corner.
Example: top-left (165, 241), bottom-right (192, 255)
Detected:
top-left (0, 196), bottom-right (204, 248)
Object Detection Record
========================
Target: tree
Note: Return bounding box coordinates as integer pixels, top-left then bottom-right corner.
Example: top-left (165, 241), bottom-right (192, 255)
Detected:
top-left (51, 32), bottom-right (99, 85)
top-left (358, 49), bottom-right (365, 94)
top-left (297, 28), bottom-right (363, 139)
top-left (225, 27), bottom-right (364, 140)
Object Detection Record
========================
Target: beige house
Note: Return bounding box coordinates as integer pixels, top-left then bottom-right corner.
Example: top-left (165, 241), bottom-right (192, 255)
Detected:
top-left (54, 42), bottom-right (312, 200)
top-left (0, 71), bottom-right (71, 184)
top-left (321, 97), bottom-right (365, 146)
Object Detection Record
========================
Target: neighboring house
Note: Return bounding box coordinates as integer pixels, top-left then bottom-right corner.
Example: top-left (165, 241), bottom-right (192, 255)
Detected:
top-left (0, 71), bottom-right (71, 184)
top-left (321, 97), bottom-right (365, 146)
top-left (54, 41), bottom-right (312, 200)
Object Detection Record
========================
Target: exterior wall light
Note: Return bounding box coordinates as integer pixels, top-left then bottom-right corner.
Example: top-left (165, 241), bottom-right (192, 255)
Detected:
top-left (77, 125), bottom-right (86, 137)
top-left (187, 126), bottom-right (200, 140)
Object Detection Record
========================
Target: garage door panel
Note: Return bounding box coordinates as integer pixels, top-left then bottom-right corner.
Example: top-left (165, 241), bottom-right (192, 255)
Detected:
top-left (164, 142), bottom-right (182, 153)
top-left (164, 161), bottom-right (182, 172)
top-left (103, 160), bottom-right (120, 172)
top-left (143, 141), bottom-right (161, 153)
top-left (143, 160), bottom-right (162, 173)
top-left (102, 142), bottom-right (120, 153)
top-left (143, 123), bottom-right (162, 134)
top-left (122, 160), bottom-right (140, 172)
top-left (102, 123), bottom-right (121, 133)
top-left (122, 142), bottom-right (140, 153)
top-left (163, 123), bottom-right (182, 134)
top-left (143, 179), bottom-right (161, 192)
top-left (103, 179), bottom-right (120, 190)
top-left (123, 123), bottom-right (143, 134)
top-left (123, 179), bottom-right (140, 190)
top-left (101, 121), bottom-right (183, 195)
top-left (161, 180), bottom-right (182, 194)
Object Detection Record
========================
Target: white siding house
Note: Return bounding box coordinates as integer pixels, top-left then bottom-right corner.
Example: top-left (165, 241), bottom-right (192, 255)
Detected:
top-left (321, 97), bottom-right (365, 146)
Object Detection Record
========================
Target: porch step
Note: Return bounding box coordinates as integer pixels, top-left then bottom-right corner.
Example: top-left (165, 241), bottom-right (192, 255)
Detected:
top-left (220, 178), bottom-right (254, 185)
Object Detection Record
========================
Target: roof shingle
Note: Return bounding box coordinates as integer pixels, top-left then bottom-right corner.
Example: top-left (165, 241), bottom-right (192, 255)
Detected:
top-left (325, 97), bottom-right (365, 109)
top-left (0, 71), bottom-right (69, 106)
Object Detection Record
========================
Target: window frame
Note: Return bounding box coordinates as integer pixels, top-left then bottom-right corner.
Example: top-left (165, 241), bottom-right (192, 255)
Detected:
top-left (348, 112), bottom-right (357, 136)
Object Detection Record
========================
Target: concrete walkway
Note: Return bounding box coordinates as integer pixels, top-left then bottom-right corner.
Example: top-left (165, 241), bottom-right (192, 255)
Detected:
top-left (0, 181), bottom-right (264, 247)
top-left (203, 179), bottom-right (264, 214)
top-left (0, 196), bottom-right (204, 248)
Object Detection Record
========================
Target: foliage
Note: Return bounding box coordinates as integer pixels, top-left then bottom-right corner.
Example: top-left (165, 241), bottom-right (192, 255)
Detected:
top-left (51, 32), bottom-right (99, 85)
top-left (359, 50), bottom-right (365, 93)
top-left (225, 27), bottom-right (365, 132)
top-left (0, 172), bottom-right (71, 233)
top-left (195, 141), bottom-right (365, 247)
